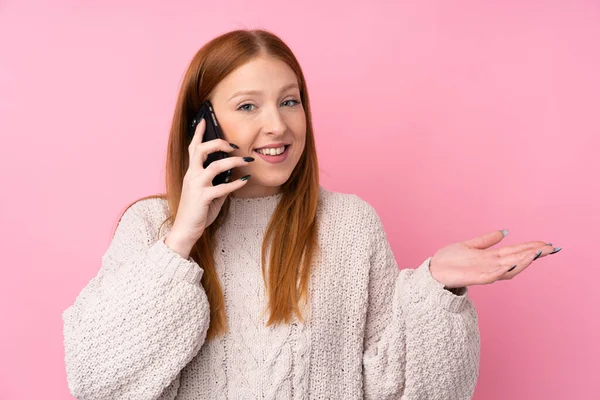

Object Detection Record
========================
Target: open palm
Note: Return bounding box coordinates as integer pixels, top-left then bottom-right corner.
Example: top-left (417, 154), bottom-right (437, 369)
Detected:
top-left (430, 230), bottom-right (561, 289)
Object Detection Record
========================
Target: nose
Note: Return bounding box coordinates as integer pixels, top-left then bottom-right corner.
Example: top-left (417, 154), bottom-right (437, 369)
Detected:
top-left (262, 105), bottom-right (287, 136)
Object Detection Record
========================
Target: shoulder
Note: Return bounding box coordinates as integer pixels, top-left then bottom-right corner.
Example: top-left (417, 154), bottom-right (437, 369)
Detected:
top-left (102, 196), bottom-right (171, 263)
top-left (117, 196), bottom-right (171, 239)
top-left (317, 186), bottom-right (384, 235)
top-left (122, 196), bottom-right (169, 220)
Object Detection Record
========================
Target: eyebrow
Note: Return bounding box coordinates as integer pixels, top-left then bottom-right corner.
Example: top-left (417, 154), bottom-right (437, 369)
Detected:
top-left (228, 82), bottom-right (299, 101)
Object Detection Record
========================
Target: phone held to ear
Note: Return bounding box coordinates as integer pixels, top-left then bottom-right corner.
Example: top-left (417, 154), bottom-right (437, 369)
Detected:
top-left (188, 100), bottom-right (233, 186)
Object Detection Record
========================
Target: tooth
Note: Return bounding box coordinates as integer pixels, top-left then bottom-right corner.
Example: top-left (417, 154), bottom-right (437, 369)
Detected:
top-left (257, 146), bottom-right (285, 155)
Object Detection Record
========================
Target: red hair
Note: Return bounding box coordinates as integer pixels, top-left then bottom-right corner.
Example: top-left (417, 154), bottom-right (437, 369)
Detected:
top-left (116, 29), bottom-right (320, 340)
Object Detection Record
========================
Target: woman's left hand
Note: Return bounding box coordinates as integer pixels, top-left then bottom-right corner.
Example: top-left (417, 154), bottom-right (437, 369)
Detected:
top-left (429, 230), bottom-right (561, 289)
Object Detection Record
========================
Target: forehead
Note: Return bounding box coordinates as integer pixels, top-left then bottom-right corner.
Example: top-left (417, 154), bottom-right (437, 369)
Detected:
top-left (215, 56), bottom-right (298, 94)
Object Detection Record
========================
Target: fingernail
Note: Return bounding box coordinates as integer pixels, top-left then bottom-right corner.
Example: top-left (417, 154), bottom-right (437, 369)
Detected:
top-left (501, 229), bottom-right (509, 237)
top-left (243, 157), bottom-right (255, 162)
top-left (240, 174), bottom-right (251, 181)
top-left (549, 247), bottom-right (562, 255)
top-left (230, 143), bottom-right (240, 149)
top-left (508, 265), bottom-right (517, 272)
top-left (546, 242), bottom-right (553, 246)
top-left (533, 250), bottom-right (543, 261)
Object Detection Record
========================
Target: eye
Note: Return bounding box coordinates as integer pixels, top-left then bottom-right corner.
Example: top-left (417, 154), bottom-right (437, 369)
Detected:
top-left (237, 103), bottom-right (256, 112)
top-left (281, 99), bottom-right (300, 107)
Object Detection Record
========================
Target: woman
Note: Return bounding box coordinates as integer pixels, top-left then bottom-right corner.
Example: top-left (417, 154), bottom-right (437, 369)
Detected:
top-left (62, 29), bottom-right (561, 400)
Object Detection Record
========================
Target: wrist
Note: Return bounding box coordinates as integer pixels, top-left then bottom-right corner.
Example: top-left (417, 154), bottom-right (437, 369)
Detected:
top-left (430, 255), bottom-right (466, 293)
top-left (164, 231), bottom-right (195, 259)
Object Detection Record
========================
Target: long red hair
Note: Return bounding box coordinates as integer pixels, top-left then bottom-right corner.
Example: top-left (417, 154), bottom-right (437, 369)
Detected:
top-left (113, 29), bottom-right (320, 341)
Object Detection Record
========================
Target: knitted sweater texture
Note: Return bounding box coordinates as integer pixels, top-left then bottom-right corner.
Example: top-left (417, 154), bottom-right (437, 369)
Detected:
top-left (62, 187), bottom-right (480, 399)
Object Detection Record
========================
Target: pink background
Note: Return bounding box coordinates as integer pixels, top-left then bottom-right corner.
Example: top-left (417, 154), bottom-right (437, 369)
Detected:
top-left (1, 0), bottom-right (598, 399)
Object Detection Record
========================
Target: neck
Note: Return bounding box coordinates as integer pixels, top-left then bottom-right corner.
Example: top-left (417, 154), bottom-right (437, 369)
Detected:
top-left (229, 182), bottom-right (281, 199)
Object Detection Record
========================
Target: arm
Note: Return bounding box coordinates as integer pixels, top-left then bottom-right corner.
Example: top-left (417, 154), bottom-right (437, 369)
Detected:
top-left (62, 201), bottom-right (210, 400)
top-left (362, 212), bottom-right (480, 400)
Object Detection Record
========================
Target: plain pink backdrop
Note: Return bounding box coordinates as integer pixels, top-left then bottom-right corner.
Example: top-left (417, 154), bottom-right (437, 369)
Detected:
top-left (1, 0), bottom-right (598, 399)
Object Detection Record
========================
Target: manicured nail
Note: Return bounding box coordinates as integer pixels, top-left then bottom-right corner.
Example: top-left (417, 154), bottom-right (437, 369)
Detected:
top-left (549, 247), bottom-right (562, 255)
top-left (230, 143), bottom-right (240, 149)
top-left (501, 229), bottom-right (509, 237)
top-left (546, 242), bottom-right (553, 246)
top-left (507, 265), bottom-right (517, 272)
top-left (533, 250), bottom-right (543, 261)
top-left (240, 174), bottom-right (251, 181)
top-left (243, 157), bottom-right (255, 162)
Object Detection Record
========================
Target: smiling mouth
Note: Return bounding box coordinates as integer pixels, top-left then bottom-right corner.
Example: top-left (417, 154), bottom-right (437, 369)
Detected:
top-left (253, 145), bottom-right (291, 163)
top-left (253, 145), bottom-right (290, 156)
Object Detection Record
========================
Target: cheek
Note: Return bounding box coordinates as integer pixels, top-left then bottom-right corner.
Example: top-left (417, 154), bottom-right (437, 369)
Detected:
top-left (297, 127), bottom-right (307, 150)
top-left (219, 119), bottom-right (253, 147)
top-left (289, 114), bottom-right (307, 143)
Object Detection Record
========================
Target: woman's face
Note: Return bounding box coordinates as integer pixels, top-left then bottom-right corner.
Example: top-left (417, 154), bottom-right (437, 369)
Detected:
top-left (208, 55), bottom-right (306, 198)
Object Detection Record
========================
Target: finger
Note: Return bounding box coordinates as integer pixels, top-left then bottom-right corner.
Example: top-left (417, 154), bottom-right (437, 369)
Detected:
top-left (480, 248), bottom-right (539, 284)
top-left (501, 249), bottom-right (540, 279)
top-left (190, 138), bottom-right (238, 172)
top-left (499, 250), bottom-right (536, 271)
top-left (490, 241), bottom-right (551, 258)
top-left (493, 242), bottom-right (549, 269)
top-left (206, 174), bottom-right (251, 199)
top-left (188, 118), bottom-right (206, 166)
top-left (527, 244), bottom-right (558, 261)
top-left (495, 244), bottom-right (555, 273)
top-left (190, 118), bottom-right (206, 149)
top-left (188, 118), bottom-right (206, 165)
top-left (464, 229), bottom-right (508, 250)
top-left (209, 193), bottom-right (227, 210)
top-left (204, 156), bottom-right (254, 183)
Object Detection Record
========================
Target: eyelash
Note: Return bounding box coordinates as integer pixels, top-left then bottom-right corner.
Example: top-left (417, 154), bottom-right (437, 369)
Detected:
top-left (237, 99), bottom-right (300, 112)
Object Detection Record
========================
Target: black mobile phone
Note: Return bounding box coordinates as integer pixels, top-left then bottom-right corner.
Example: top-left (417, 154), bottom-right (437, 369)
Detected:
top-left (188, 100), bottom-right (232, 186)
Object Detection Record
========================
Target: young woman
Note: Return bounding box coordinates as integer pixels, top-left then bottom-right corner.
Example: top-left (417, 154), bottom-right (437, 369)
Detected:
top-left (62, 29), bottom-right (561, 400)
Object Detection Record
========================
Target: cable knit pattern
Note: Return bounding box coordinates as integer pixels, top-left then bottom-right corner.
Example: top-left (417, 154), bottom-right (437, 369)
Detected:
top-left (62, 187), bottom-right (480, 399)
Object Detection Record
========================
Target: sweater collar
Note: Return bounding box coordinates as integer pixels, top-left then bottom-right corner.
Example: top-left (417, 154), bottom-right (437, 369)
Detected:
top-left (224, 192), bottom-right (283, 227)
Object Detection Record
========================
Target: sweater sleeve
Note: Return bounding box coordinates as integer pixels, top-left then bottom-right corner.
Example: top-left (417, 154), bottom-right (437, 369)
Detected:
top-left (62, 201), bottom-right (210, 400)
top-left (361, 211), bottom-right (480, 400)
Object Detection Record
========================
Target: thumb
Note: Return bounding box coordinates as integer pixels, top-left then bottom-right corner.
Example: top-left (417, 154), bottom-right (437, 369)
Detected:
top-left (463, 229), bottom-right (509, 250)
top-left (214, 194), bottom-right (227, 208)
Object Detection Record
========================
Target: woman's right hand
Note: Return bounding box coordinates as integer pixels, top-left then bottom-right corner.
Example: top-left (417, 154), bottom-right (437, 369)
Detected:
top-left (166, 118), bottom-right (253, 257)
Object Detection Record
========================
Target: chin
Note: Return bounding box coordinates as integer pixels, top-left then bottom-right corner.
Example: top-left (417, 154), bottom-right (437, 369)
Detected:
top-left (255, 171), bottom-right (294, 188)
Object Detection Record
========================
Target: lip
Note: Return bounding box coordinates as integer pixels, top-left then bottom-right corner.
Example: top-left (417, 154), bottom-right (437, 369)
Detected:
top-left (253, 144), bottom-right (290, 164)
